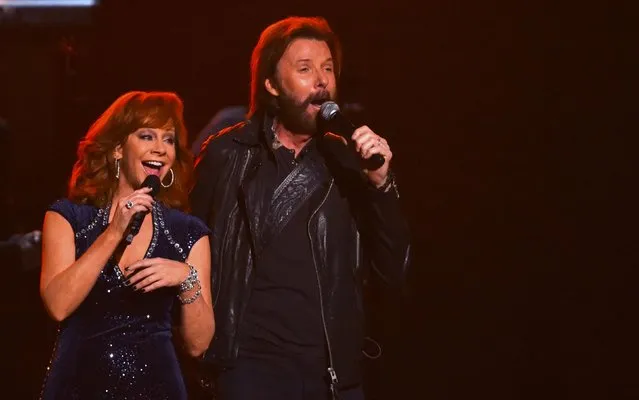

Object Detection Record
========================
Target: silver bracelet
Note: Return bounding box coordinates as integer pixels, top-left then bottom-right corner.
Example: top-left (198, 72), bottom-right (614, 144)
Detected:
top-left (377, 170), bottom-right (396, 193)
top-left (178, 283), bottom-right (202, 305)
top-left (178, 263), bottom-right (199, 294)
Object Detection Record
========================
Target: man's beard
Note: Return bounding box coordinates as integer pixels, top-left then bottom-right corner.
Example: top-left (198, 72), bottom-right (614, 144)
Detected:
top-left (276, 89), bottom-right (333, 136)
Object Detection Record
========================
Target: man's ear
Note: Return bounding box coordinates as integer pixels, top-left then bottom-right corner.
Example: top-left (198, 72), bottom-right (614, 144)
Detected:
top-left (264, 78), bottom-right (280, 97)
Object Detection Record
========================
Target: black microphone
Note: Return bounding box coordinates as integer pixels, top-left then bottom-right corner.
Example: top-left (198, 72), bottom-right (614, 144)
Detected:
top-left (318, 101), bottom-right (385, 171)
top-left (125, 175), bottom-right (161, 245)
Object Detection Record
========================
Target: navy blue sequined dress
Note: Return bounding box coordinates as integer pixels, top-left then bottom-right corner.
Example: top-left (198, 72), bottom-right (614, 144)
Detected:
top-left (40, 199), bottom-right (210, 400)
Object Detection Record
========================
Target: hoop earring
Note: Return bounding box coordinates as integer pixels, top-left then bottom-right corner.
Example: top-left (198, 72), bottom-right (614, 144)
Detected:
top-left (115, 159), bottom-right (120, 179)
top-left (161, 168), bottom-right (174, 188)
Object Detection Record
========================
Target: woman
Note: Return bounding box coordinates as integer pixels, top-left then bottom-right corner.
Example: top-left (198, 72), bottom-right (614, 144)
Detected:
top-left (39, 91), bottom-right (214, 399)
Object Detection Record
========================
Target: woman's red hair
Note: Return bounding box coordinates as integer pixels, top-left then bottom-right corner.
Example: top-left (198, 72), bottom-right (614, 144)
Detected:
top-left (68, 91), bottom-right (193, 211)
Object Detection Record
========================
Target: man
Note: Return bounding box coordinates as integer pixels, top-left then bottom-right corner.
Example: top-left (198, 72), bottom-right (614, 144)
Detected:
top-left (190, 16), bottom-right (411, 400)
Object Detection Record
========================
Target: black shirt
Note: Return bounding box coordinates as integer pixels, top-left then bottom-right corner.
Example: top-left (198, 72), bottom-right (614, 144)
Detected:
top-left (238, 127), bottom-right (327, 368)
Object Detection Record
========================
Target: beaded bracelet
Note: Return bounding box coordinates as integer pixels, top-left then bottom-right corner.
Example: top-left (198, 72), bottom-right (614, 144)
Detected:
top-left (178, 283), bottom-right (202, 305)
top-left (178, 263), bottom-right (199, 294)
top-left (177, 263), bottom-right (202, 304)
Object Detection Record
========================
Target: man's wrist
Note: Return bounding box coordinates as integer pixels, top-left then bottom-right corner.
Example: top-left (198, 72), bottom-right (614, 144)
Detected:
top-left (373, 170), bottom-right (396, 193)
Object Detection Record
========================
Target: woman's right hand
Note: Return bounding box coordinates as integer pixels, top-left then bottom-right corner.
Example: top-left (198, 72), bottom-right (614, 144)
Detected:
top-left (107, 187), bottom-right (155, 238)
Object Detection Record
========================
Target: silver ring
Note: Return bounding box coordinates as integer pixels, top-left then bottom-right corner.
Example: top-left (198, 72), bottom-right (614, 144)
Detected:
top-left (125, 200), bottom-right (134, 209)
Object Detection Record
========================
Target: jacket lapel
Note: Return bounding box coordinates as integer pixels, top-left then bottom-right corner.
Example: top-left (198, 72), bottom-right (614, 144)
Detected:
top-left (238, 146), bottom-right (270, 257)
top-left (259, 151), bottom-right (329, 252)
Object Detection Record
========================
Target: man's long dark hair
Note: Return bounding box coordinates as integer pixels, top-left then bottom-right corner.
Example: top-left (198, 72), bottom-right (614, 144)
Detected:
top-left (248, 16), bottom-right (342, 118)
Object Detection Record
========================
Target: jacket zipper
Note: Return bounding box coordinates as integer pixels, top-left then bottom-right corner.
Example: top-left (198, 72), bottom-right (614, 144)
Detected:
top-left (216, 149), bottom-right (254, 306)
top-left (307, 179), bottom-right (340, 398)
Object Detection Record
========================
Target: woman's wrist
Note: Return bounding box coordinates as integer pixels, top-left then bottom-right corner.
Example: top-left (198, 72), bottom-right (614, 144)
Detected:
top-left (103, 225), bottom-right (124, 243)
top-left (177, 263), bottom-right (201, 305)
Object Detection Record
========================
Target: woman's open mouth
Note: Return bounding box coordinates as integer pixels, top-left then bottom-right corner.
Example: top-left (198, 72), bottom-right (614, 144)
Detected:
top-left (141, 160), bottom-right (164, 176)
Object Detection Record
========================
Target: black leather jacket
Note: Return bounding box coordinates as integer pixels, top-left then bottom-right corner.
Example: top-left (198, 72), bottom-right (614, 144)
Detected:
top-left (190, 114), bottom-right (411, 389)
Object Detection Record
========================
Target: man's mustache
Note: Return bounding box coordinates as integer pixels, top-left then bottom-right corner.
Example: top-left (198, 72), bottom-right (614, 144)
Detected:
top-left (301, 91), bottom-right (332, 107)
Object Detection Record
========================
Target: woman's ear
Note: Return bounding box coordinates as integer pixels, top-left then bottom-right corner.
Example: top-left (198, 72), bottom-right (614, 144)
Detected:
top-left (113, 144), bottom-right (123, 161)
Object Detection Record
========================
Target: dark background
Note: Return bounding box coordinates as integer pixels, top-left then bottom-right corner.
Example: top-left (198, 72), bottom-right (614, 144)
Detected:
top-left (0, 1), bottom-right (634, 399)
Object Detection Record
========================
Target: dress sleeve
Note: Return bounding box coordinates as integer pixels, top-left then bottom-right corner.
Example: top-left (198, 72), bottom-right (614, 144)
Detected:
top-left (47, 198), bottom-right (78, 233)
top-left (185, 215), bottom-right (211, 253)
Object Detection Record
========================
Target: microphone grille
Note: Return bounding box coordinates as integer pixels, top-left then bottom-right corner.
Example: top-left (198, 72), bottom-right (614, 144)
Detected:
top-left (319, 101), bottom-right (340, 121)
top-left (141, 175), bottom-right (161, 197)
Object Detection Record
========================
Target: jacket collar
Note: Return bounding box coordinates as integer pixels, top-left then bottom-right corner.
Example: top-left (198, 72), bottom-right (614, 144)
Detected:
top-left (231, 112), bottom-right (272, 147)
top-left (234, 111), bottom-right (322, 154)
